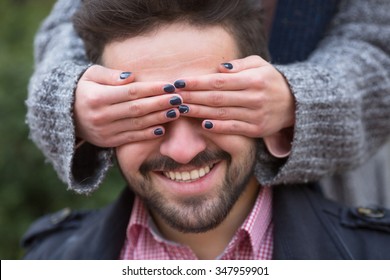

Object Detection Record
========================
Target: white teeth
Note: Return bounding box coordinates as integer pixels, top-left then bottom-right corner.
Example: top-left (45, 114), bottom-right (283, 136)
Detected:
top-left (163, 165), bottom-right (213, 182)
top-left (182, 171), bottom-right (191, 181)
top-left (175, 172), bottom-right (182, 180)
top-left (190, 169), bottom-right (199, 180)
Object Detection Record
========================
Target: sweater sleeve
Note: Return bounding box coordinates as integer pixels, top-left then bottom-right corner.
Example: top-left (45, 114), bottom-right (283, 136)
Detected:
top-left (255, 0), bottom-right (390, 185)
top-left (26, 0), bottom-right (113, 194)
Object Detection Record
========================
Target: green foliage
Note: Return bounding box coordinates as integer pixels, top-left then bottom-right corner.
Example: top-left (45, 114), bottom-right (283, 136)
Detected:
top-left (0, 0), bottom-right (123, 259)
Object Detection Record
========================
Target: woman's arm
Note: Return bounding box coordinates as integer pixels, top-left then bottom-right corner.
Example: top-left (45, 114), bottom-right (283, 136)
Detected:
top-left (256, 0), bottom-right (390, 185)
top-left (26, 0), bottom-right (112, 194)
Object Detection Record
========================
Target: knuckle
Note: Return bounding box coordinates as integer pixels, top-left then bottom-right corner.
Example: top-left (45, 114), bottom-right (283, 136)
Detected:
top-left (186, 79), bottom-right (198, 89)
top-left (89, 111), bottom-right (104, 126)
top-left (252, 93), bottom-right (267, 108)
top-left (128, 102), bottom-right (143, 116)
top-left (211, 77), bottom-right (226, 90)
top-left (251, 126), bottom-right (263, 138)
top-left (127, 86), bottom-right (138, 99)
top-left (129, 117), bottom-right (142, 129)
top-left (117, 132), bottom-right (138, 144)
top-left (251, 75), bottom-right (267, 89)
top-left (151, 83), bottom-right (163, 95)
top-left (156, 97), bottom-right (166, 108)
top-left (259, 78), bottom-right (268, 89)
top-left (210, 91), bottom-right (224, 106)
top-left (216, 108), bottom-right (229, 119)
top-left (232, 122), bottom-right (240, 131)
top-left (125, 131), bottom-right (144, 143)
top-left (225, 122), bottom-right (240, 134)
top-left (126, 134), bottom-right (137, 143)
top-left (84, 93), bottom-right (101, 108)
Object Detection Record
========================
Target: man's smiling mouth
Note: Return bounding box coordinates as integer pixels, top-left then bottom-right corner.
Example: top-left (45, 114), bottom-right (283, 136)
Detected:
top-left (163, 164), bottom-right (215, 182)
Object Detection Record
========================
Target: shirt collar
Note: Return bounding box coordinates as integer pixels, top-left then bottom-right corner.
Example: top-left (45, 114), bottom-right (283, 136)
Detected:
top-left (239, 186), bottom-right (273, 256)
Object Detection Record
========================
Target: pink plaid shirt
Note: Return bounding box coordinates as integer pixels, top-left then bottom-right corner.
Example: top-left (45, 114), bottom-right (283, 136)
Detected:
top-left (119, 186), bottom-right (273, 260)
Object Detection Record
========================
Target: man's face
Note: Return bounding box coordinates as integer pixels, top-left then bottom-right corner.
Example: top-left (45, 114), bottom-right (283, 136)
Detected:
top-left (102, 23), bottom-right (258, 233)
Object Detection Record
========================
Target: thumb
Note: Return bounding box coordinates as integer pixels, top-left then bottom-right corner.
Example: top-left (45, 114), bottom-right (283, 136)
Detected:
top-left (218, 55), bottom-right (269, 73)
top-left (81, 64), bottom-right (135, 85)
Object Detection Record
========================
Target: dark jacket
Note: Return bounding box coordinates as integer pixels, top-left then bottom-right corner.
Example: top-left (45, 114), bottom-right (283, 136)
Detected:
top-left (21, 184), bottom-right (390, 259)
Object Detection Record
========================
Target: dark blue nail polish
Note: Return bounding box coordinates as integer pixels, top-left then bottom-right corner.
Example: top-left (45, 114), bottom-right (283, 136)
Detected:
top-left (166, 109), bottom-right (177, 119)
top-left (120, 72), bottom-right (132, 79)
top-left (163, 84), bottom-right (175, 93)
top-left (178, 105), bottom-right (190, 114)
top-left (174, 80), bottom-right (186, 89)
top-left (221, 63), bottom-right (233, 70)
top-left (204, 121), bottom-right (214, 129)
top-left (169, 96), bottom-right (182, 106)
top-left (154, 128), bottom-right (164, 136)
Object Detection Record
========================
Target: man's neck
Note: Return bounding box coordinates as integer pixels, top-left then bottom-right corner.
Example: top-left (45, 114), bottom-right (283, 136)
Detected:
top-left (151, 177), bottom-right (260, 259)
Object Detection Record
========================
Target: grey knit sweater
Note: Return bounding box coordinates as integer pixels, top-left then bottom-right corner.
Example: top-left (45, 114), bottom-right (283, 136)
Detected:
top-left (26, 0), bottom-right (390, 206)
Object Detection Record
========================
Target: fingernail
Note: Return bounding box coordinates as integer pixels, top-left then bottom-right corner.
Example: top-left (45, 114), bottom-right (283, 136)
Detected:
top-left (154, 128), bottom-right (164, 136)
top-left (221, 63), bottom-right (233, 70)
top-left (120, 72), bottom-right (132, 79)
top-left (204, 121), bottom-right (214, 129)
top-left (163, 84), bottom-right (175, 93)
top-left (178, 105), bottom-right (190, 114)
top-left (169, 96), bottom-right (182, 106)
top-left (166, 109), bottom-right (177, 119)
top-left (174, 80), bottom-right (186, 89)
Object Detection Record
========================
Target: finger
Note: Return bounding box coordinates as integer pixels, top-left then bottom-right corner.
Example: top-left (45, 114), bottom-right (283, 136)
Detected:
top-left (100, 81), bottom-right (177, 104)
top-left (106, 126), bottom-right (166, 147)
top-left (202, 119), bottom-right (263, 138)
top-left (173, 56), bottom-right (268, 91)
top-left (112, 108), bottom-right (180, 132)
top-left (175, 62), bottom-right (271, 92)
top-left (218, 55), bottom-right (269, 73)
top-left (180, 88), bottom-right (264, 108)
top-left (183, 104), bottom-right (255, 121)
top-left (99, 94), bottom-right (182, 121)
top-left (82, 64), bottom-right (135, 85)
top-left (175, 72), bottom-right (251, 92)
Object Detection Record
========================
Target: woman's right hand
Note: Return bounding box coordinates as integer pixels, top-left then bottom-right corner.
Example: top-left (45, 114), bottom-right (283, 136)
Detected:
top-left (74, 65), bottom-right (183, 147)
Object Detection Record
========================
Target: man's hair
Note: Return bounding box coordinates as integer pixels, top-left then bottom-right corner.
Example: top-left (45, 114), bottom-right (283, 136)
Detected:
top-left (73, 0), bottom-right (269, 63)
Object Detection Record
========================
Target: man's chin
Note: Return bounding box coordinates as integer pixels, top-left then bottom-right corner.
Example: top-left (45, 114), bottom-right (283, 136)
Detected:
top-left (147, 194), bottom-right (230, 234)
top-left (159, 213), bottom-right (224, 234)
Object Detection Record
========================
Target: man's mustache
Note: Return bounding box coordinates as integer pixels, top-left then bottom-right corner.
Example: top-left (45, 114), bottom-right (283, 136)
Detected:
top-left (140, 150), bottom-right (231, 174)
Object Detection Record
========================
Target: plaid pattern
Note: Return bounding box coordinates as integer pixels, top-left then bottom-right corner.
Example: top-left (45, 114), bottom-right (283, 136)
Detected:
top-left (120, 187), bottom-right (273, 260)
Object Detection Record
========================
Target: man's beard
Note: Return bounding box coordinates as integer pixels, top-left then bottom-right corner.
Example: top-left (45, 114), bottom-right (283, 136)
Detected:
top-left (123, 147), bottom-right (257, 233)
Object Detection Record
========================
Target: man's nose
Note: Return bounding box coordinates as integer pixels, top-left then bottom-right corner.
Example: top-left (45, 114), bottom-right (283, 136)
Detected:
top-left (159, 118), bottom-right (207, 164)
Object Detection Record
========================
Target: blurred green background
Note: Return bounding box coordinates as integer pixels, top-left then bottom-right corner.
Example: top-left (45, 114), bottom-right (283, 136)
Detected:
top-left (0, 0), bottom-right (123, 259)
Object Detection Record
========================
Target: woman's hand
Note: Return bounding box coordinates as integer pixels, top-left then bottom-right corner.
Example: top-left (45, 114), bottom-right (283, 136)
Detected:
top-left (175, 55), bottom-right (295, 139)
top-left (74, 65), bottom-right (182, 147)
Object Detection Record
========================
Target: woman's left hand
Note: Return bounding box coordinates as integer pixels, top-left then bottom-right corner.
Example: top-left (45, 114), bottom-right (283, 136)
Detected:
top-left (175, 55), bottom-right (296, 138)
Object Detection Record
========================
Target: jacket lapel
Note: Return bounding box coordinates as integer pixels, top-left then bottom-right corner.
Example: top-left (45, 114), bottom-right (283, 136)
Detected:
top-left (272, 184), bottom-right (353, 259)
top-left (61, 187), bottom-right (134, 259)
